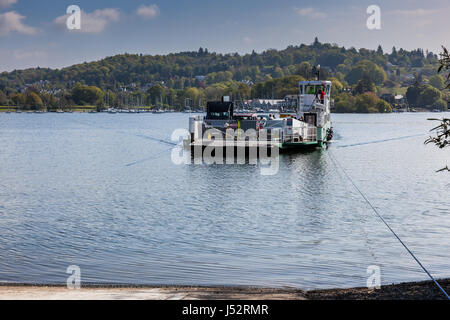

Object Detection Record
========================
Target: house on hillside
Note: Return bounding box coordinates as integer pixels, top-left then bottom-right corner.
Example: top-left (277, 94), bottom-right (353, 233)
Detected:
top-left (240, 80), bottom-right (254, 86)
top-left (381, 93), bottom-right (407, 109)
top-left (394, 95), bottom-right (407, 105)
top-left (381, 93), bottom-right (395, 104)
top-left (141, 81), bottom-right (166, 92)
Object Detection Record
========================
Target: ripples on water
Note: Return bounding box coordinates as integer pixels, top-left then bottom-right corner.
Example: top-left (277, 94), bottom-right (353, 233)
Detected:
top-left (0, 112), bottom-right (449, 289)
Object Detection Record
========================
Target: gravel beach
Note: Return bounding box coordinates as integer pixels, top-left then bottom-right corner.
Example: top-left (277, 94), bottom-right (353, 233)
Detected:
top-left (1, 279), bottom-right (449, 300)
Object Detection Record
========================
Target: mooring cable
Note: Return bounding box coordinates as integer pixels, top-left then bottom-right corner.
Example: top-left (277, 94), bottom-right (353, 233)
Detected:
top-left (337, 133), bottom-right (427, 148)
top-left (124, 145), bottom-right (178, 167)
top-left (68, 117), bottom-right (177, 147)
top-left (328, 149), bottom-right (450, 300)
top-left (65, 117), bottom-right (181, 166)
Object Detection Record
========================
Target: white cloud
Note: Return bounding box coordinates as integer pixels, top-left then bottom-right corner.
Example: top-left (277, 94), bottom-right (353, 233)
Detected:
top-left (294, 7), bottom-right (327, 19)
top-left (0, 48), bottom-right (50, 71)
top-left (387, 8), bottom-right (440, 28)
top-left (136, 4), bottom-right (160, 19)
top-left (388, 8), bottom-right (438, 18)
top-left (54, 8), bottom-right (120, 34)
top-left (0, 11), bottom-right (37, 36)
top-left (13, 49), bottom-right (47, 60)
top-left (0, 0), bottom-right (17, 9)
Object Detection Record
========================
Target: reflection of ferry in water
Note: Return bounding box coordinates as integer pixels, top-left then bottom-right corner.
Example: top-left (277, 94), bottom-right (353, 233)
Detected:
top-left (187, 80), bottom-right (333, 151)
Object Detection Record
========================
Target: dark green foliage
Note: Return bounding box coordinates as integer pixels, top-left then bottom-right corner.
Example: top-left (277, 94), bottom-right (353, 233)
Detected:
top-left (407, 84), bottom-right (443, 107)
top-left (0, 89), bottom-right (7, 105)
top-left (71, 83), bottom-right (104, 105)
top-left (317, 52), bottom-right (346, 68)
top-left (418, 85), bottom-right (442, 106)
top-left (0, 42), bottom-right (434, 92)
top-left (334, 93), bottom-right (357, 113)
top-left (25, 92), bottom-right (43, 109)
top-left (354, 73), bottom-right (376, 94)
top-left (0, 41), bottom-right (442, 112)
top-left (251, 75), bottom-right (305, 99)
top-left (376, 99), bottom-right (392, 113)
top-left (406, 85), bottom-right (422, 105)
top-left (429, 74), bottom-right (445, 90)
top-left (334, 92), bottom-right (392, 113)
top-left (345, 60), bottom-right (386, 85)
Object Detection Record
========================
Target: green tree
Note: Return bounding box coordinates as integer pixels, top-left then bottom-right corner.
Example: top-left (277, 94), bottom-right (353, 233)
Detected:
top-left (418, 85), bottom-right (442, 106)
top-left (147, 84), bottom-right (164, 105)
top-left (0, 89), bottom-right (7, 105)
top-left (345, 60), bottom-right (386, 85)
top-left (40, 93), bottom-right (58, 110)
top-left (434, 99), bottom-right (447, 111)
top-left (237, 83), bottom-right (251, 99)
top-left (376, 99), bottom-right (392, 113)
top-left (429, 74), bottom-right (445, 90)
top-left (354, 73), bottom-right (377, 94)
top-left (273, 66), bottom-right (284, 78)
top-left (356, 92), bottom-right (379, 113)
top-left (345, 65), bottom-right (366, 85)
top-left (71, 83), bottom-right (104, 105)
top-left (328, 77), bottom-right (343, 97)
top-left (317, 52), bottom-right (346, 68)
top-left (25, 92), bottom-right (43, 109)
top-left (376, 45), bottom-right (384, 55)
top-left (406, 84), bottom-right (422, 106)
top-left (313, 37), bottom-right (321, 47)
top-left (11, 93), bottom-right (25, 107)
top-left (334, 92), bottom-right (357, 113)
top-left (185, 87), bottom-right (202, 107)
top-left (297, 62), bottom-right (312, 79)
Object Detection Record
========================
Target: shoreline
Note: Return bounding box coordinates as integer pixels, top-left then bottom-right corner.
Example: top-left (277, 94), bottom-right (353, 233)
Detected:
top-left (1, 108), bottom-right (449, 114)
top-left (1, 278), bottom-right (449, 300)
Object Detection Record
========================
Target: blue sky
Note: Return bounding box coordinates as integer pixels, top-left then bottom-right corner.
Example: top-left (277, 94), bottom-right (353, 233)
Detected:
top-left (0, 0), bottom-right (449, 71)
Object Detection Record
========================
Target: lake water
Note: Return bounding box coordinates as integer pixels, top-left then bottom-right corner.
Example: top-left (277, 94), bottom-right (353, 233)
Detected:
top-left (0, 112), bottom-right (449, 289)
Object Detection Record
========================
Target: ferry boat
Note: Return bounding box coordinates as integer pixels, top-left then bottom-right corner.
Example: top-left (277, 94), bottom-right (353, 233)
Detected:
top-left (187, 80), bottom-right (333, 151)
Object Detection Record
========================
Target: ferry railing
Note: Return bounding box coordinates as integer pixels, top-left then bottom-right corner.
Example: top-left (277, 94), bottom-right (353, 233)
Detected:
top-left (307, 127), bottom-right (317, 141)
top-left (301, 126), bottom-right (317, 142)
top-left (283, 127), bottom-right (302, 142)
top-left (258, 128), bottom-right (283, 142)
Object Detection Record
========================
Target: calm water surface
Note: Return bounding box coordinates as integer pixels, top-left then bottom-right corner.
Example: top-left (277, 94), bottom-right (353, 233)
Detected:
top-left (0, 112), bottom-right (449, 289)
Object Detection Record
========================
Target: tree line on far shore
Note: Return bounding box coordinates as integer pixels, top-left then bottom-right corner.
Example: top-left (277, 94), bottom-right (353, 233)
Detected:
top-left (0, 38), bottom-right (448, 112)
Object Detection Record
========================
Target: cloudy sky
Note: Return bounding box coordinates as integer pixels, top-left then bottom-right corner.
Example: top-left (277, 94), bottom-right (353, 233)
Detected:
top-left (0, 0), bottom-right (449, 71)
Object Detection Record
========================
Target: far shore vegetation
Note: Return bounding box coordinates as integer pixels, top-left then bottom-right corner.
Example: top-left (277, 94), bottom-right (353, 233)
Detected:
top-left (0, 38), bottom-right (448, 113)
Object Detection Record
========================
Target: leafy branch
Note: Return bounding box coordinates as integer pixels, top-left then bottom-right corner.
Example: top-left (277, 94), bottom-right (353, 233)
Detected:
top-left (425, 117), bottom-right (449, 171)
top-left (425, 46), bottom-right (450, 172)
top-left (425, 118), bottom-right (450, 147)
top-left (438, 46), bottom-right (450, 88)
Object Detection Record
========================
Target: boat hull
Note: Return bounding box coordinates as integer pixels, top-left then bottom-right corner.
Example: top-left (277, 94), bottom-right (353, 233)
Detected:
top-left (280, 141), bottom-right (320, 150)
